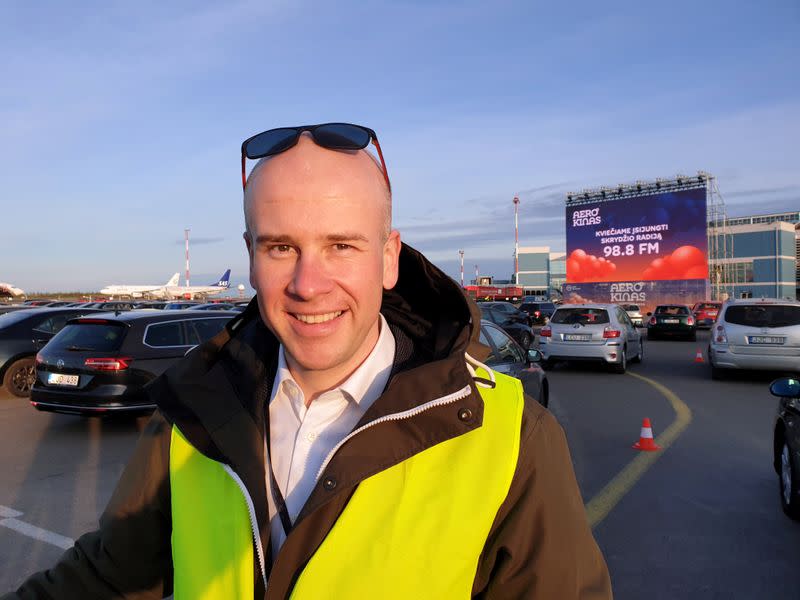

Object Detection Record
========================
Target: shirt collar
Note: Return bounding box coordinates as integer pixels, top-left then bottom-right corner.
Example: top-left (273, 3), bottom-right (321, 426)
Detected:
top-left (271, 313), bottom-right (396, 409)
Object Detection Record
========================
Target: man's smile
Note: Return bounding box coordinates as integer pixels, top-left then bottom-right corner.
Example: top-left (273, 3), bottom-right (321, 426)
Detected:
top-left (290, 310), bottom-right (345, 324)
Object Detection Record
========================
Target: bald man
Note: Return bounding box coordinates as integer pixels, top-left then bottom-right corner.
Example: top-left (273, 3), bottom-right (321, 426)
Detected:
top-left (7, 125), bottom-right (611, 599)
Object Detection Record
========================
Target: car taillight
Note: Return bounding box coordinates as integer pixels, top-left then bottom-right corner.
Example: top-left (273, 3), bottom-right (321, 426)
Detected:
top-left (603, 328), bottom-right (621, 338)
top-left (84, 357), bottom-right (131, 371)
top-left (534, 311), bottom-right (541, 317)
top-left (687, 316), bottom-right (695, 326)
top-left (715, 326), bottom-right (728, 344)
top-left (539, 327), bottom-right (552, 337)
top-left (649, 317), bottom-right (656, 326)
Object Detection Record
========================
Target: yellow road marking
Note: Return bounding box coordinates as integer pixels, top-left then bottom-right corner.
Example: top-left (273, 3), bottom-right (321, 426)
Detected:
top-left (584, 371), bottom-right (693, 528)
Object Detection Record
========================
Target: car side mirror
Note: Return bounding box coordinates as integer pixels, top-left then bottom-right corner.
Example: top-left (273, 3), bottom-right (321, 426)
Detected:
top-left (770, 377), bottom-right (800, 399)
top-left (527, 348), bottom-right (542, 363)
top-left (646, 312), bottom-right (652, 317)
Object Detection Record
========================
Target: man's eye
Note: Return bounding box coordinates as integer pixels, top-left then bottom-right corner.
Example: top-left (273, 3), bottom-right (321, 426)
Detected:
top-left (335, 244), bottom-right (353, 251)
top-left (268, 244), bottom-right (294, 256)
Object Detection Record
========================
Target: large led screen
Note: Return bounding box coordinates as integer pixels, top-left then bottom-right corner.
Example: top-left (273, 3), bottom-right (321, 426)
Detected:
top-left (565, 187), bottom-right (708, 283)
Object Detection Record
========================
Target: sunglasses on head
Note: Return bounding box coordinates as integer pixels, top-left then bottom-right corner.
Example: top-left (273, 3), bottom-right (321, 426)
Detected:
top-left (240, 122), bottom-right (391, 192)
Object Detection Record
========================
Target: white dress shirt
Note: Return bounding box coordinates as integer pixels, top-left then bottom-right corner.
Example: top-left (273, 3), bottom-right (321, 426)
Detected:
top-left (267, 314), bottom-right (396, 555)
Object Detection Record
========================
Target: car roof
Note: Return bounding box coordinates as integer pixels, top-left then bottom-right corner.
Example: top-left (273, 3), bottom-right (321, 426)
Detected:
top-left (553, 303), bottom-right (616, 310)
top-left (724, 298), bottom-right (800, 306)
top-left (67, 309), bottom-right (238, 326)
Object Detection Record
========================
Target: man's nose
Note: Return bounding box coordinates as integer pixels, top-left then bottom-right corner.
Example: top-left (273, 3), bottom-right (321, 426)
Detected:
top-left (287, 252), bottom-right (334, 300)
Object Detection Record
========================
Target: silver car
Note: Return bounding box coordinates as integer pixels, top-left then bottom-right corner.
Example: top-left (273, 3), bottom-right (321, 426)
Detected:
top-left (709, 299), bottom-right (800, 379)
top-left (538, 303), bottom-right (643, 374)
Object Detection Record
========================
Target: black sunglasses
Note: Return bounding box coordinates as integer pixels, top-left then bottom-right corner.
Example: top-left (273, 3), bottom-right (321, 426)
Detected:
top-left (240, 123), bottom-right (390, 192)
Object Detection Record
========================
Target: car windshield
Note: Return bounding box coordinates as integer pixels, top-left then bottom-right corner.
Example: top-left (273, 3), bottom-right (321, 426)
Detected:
top-left (621, 304), bottom-right (640, 312)
top-left (551, 308), bottom-right (610, 325)
top-left (724, 305), bottom-right (800, 328)
top-left (655, 306), bottom-right (689, 315)
top-left (696, 303), bottom-right (719, 310)
top-left (49, 322), bottom-right (127, 352)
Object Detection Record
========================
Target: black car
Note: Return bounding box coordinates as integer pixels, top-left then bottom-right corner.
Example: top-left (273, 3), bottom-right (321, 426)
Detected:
top-left (646, 304), bottom-right (697, 341)
top-left (519, 301), bottom-right (556, 325)
top-left (479, 304), bottom-right (534, 349)
top-left (191, 303), bottom-right (236, 311)
top-left (31, 310), bottom-right (237, 416)
top-left (0, 307), bottom-right (100, 397)
top-left (480, 320), bottom-right (548, 407)
top-left (771, 377), bottom-right (800, 520)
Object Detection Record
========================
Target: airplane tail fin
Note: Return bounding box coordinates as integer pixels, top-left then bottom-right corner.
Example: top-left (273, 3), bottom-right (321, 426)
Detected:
top-left (166, 273), bottom-right (180, 287)
top-left (214, 269), bottom-right (231, 288)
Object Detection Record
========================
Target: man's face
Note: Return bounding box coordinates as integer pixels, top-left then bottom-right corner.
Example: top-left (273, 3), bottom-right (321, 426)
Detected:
top-left (245, 135), bottom-right (400, 382)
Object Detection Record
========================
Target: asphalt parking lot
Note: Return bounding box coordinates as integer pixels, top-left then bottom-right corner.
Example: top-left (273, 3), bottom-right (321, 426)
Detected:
top-left (1, 329), bottom-right (799, 597)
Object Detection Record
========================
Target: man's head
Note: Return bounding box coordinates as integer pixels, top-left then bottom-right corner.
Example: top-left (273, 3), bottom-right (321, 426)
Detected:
top-left (243, 133), bottom-right (401, 388)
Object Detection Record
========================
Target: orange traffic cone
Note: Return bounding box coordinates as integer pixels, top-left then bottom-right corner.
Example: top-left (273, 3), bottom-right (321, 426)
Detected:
top-left (632, 418), bottom-right (661, 451)
top-left (694, 348), bottom-right (704, 363)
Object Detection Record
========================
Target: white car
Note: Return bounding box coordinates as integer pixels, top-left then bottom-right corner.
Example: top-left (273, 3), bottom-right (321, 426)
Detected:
top-left (538, 303), bottom-right (643, 374)
top-left (621, 303), bottom-right (644, 327)
top-left (708, 298), bottom-right (800, 379)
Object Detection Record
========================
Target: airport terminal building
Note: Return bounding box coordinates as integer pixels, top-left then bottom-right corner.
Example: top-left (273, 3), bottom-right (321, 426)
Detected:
top-left (710, 211), bottom-right (799, 301)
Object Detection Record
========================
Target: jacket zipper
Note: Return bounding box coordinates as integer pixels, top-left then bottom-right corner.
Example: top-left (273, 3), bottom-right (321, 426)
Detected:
top-left (223, 464), bottom-right (268, 590)
top-left (315, 383), bottom-right (473, 482)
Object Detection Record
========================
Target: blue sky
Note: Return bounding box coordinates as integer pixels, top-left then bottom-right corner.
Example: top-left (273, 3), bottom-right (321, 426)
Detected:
top-left (1, 0), bottom-right (798, 293)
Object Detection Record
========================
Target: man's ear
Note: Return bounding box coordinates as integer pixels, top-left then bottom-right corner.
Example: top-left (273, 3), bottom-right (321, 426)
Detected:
top-left (244, 231), bottom-right (256, 289)
top-left (382, 229), bottom-right (402, 290)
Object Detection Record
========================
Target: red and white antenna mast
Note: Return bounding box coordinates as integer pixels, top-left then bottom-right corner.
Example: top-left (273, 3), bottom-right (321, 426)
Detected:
top-left (184, 228), bottom-right (190, 287)
top-left (459, 250), bottom-right (465, 288)
top-left (513, 196), bottom-right (520, 284)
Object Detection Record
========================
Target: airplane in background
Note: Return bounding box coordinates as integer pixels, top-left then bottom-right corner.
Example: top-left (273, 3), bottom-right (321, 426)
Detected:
top-left (166, 269), bottom-right (231, 299)
top-left (100, 273), bottom-right (180, 299)
top-left (0, 281), bottom-right (25, 298)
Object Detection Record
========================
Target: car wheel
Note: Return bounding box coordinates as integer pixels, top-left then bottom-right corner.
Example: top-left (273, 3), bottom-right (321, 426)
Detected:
top-left (540, 381), bottom-right (549, 408)
top-left (612, 348), bottom-right (627, 374)
top-left (540, 358), bottom-right (553, 371)
top-left (779, 439), bottom-right (800, 520)
top-left (520, 332), bottom-right (531, 349)
top-left (632, 340), bottom-right (644, 364)
top-left (710, 364), bottom-right (725, 380)
top-left (648, 330), bottom-right (658, 341)
top-left (3, 357), bottom-right (36, 397)
top-left (689, 331), bottom-right (697, 342)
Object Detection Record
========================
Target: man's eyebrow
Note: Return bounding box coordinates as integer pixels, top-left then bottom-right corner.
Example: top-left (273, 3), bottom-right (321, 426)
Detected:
top-left (325, 233), bottom-right (370, 243)
top-left (254, 234), bottom-right (295, 245)
top-left (253, 233), bottom-right (370, 245)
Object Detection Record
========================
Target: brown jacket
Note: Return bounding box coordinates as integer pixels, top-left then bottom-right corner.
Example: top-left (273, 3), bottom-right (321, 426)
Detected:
top-left (7, 244), bottom-right (612, 600)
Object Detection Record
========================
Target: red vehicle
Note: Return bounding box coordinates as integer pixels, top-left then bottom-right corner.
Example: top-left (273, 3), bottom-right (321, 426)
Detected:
top-left (692, 301), bottom-right (722, 329)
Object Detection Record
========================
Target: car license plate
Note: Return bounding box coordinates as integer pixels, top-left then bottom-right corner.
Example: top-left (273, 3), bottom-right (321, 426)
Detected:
top-left (748, 336), bottom-right (785, 345)
top-left (663, 319), bottom-right (680, 324)
top-left (564, 334), bottom-right (590, 341)
top-left (47, 373), bottom-right (79, 386)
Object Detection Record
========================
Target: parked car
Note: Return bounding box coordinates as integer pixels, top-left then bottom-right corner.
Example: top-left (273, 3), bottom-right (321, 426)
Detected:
top-left (133, 301), bottom-right (168, 310)
top-left (480, 320), bottom-right (548, 407)
top-left (30, 310), bottom-right (238, 416)
top-left (770, 376), bottom-right (800, 520)
top-left (0, 305), bottom-right (29, 316)
top-left (620, 304), bottom-right (644, 327)
top-left (538, 303), bottom-right (643, 374)
top-left (479, 304), bottom-right (534, 349)
top-left (692, 301), bottom-right (722, 329)
top-left (0, 307), bottom-right (100, 397)
top-left (647, 304), bottom-right (696, 341)
top-left (519, 301), bottom-right (556, 325)
top-left (164, 301), bottom-right (202, 310)
top-left (191, 303), bottom-right (236, 311)
top-left (708, 298), bottom-right (800, 380)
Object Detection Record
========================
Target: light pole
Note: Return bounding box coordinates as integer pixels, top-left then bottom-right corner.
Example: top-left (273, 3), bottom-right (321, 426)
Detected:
top-left (513, 196), bottom-right (520, 285)
top-left (458, 250), bottom-right (465, 288)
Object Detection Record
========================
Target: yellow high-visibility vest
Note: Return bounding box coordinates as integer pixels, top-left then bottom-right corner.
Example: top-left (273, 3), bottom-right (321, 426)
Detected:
top-left (170, 370), bottom-right (524, 599)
